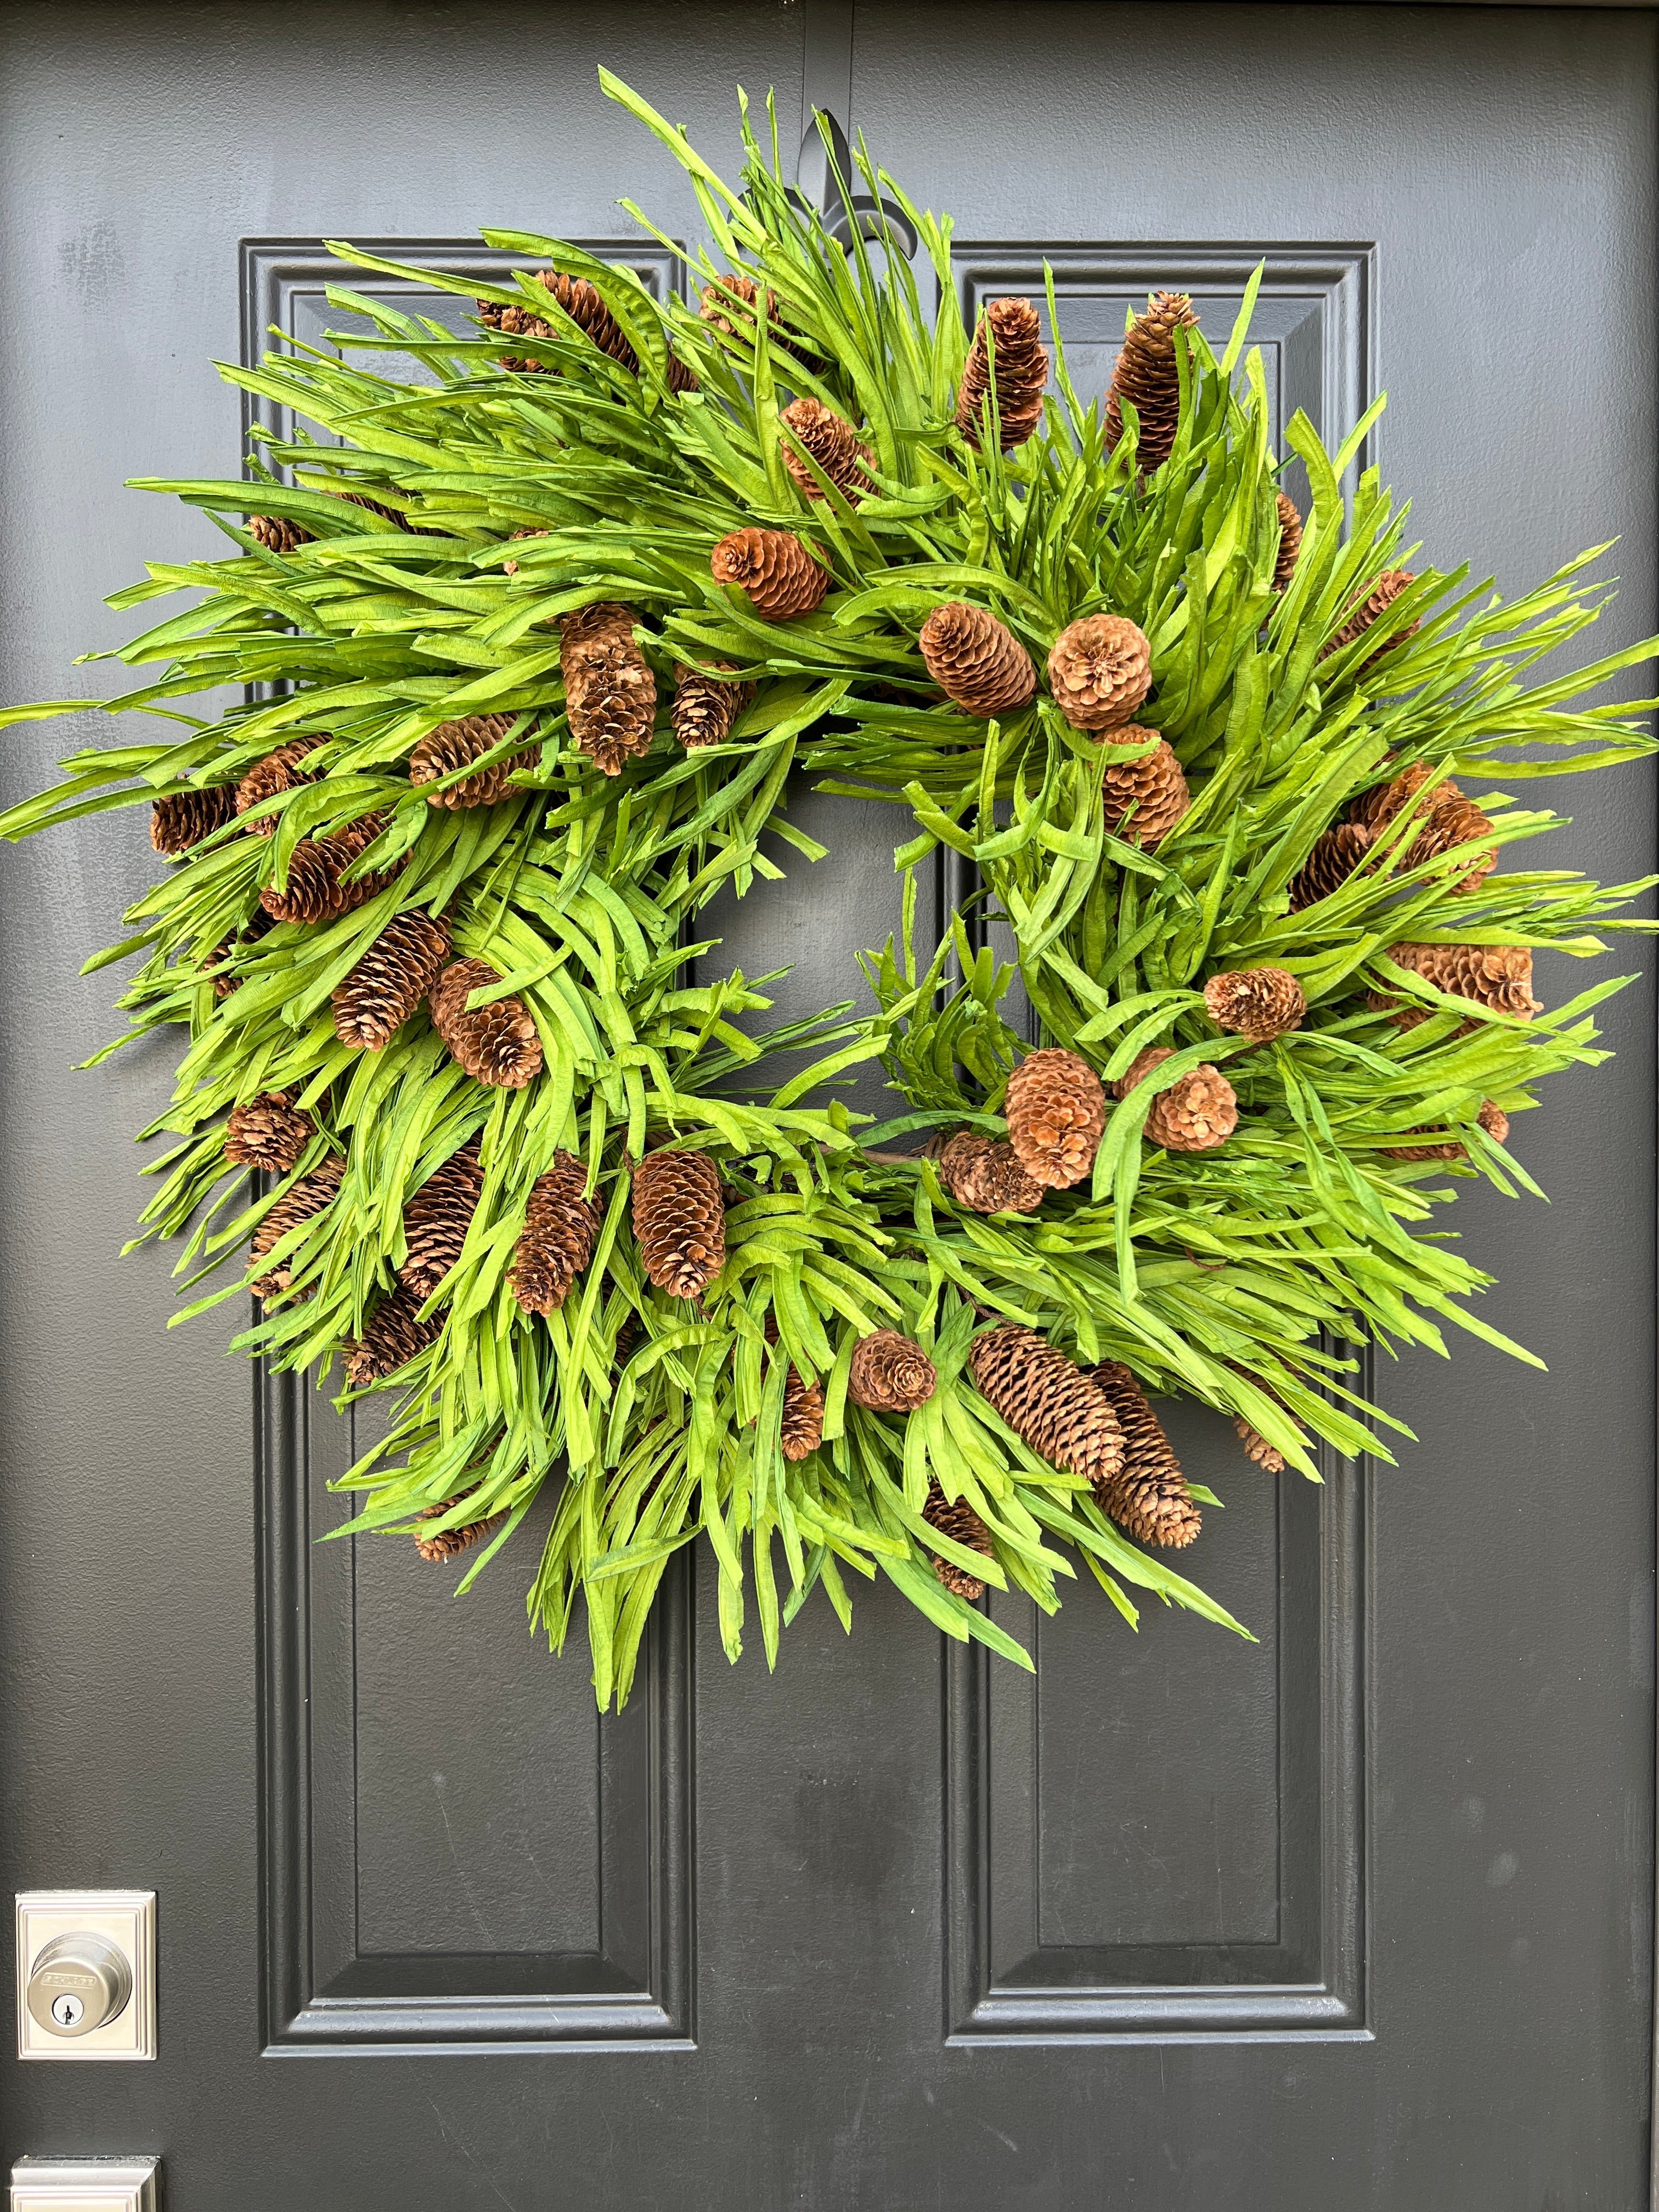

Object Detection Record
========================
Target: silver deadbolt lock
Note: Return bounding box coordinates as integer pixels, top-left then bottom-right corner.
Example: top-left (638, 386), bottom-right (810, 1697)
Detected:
top-left (15, 1892), bottom-right (156, 2060)
top-left (25, 1932), bottom-right (132, 2038)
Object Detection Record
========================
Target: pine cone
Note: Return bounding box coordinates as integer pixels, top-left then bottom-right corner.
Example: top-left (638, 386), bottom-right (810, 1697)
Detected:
top-left (936, 1132), bottom-right (1045, 1215)
top-left (780, 396), bottom-right (872, 503)
top-left (1235, 1415), bottom-right (1287, 1474)
top-left (235, 737), bottom-right (326, 834)
top-left (1321, 567), bottom-right (1420, 669)
top-left (1101, 733), bottom-right (1190, 847)
top-left (1289, 822), bottom-right (1372, 912)
top-left (1347, 760), bottom-right (1453, 833)
top-left (345, 1285), bottom-right (442, 1386)
top-left (335, 489), bottom-right (414, 532)
top-left (1402, 793), bottom-right (1498, 892)
top-left (225, 1090), bottom-right (314, 1175)
top-left (1203, 967), bottom-right (1306, 1042)
top-left (208, 905), bottom-right (278, 997)
top-left (565, 638), bottom-right (658, 776)
top-left (258, 814), bottom-right (396, 926)
top-left (150, 786), bottom-right (235, 855)
top-left (923, 1477), bottom-right (995, 1600)
top-left (250, 514), bottom-right (313, 555)
top-left (672, 663), bottom-right (754, 749)
top-left (918, 602), bottom-right (1037, 718)
top-left (414, 1496), bottom-right (508, 1562)
top-left (429, 958), bottom-right (544, 1088)
top-left (1090, 1360), bottom-right (1201, 1548)
top-left (248, 1155), bottom-right (345, 1299)
top-left (1005, 1047), bottom-right (1107, 1189)
top-left (1047, 615), bottom-right (1153, 731)
top-left (699, 273), bottom-right (821, 367)
top-left (632, 1148), bottom-right (725, 1299)
top-left (331, 910), bottom-right (452, 1050)
top-left (479, 271), bottom-right (637, 373)
top-left (509, 1151), bottom-right (602, 1316)
top-left (1380, 1127), bottom-right (1465, 1163)
top-left (1479, 1099), bottom-right (1510, 1145)
top-left (501, 527), bottom-right (547, 577)
top-left (399, 1137), bottom-right (484, 1299)
top-left (778, 1351), bottom-right (825, 1463)
top-left (1104, 292), bottom-right (1198, 473)
top-left (1272, 492), bottom-right (1304, 592)
top-left (970, 1321), bottom-right (1125, 1488)
top-left (409, 714), bottom-right (537, 808)
top-left (954, 296), bottom-right (1048, 451)
top-left (1370, 941), bottom-right (1541, 1029)
top-left (710, 528), bottom-right (829, 621)
top-left (848, 1329), bottom-right (938, 1412)
top-left (559, 601), bottom-right (637, 656)
top-left (1116, 1046), bottom-right (1238, 1153)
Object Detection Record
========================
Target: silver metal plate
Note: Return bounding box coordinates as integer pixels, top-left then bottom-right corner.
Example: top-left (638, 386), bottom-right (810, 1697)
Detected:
top-left (9, 2159), bottom-right (159, 2211)
top-left (14, 1893), bottom-right (156, 2061)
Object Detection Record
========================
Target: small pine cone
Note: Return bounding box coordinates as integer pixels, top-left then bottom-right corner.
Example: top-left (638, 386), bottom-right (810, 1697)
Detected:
top-left (560, 601), bottom-right (637, 658)
top-left (1347, 760), bottom-right (1454, 833)
top-left (509, 1151), bottom-right (602, 1316)
top-left (1370, 941), bottom-right (1541, 1030)
top-left (923, 1477), bottom-right (995, 1600)
top-left (501, 527), bottom-right (547, 577)
top-left (780, 396), bottom-right (872, 503)
top-left (151, 786), bottom-right (235, 855)
top-left (250, 514), bottom-right (313, 555)
top-left (235, 736), bottom-right (326, 834)
top-left (954, 296), bottom-right (1049, 451)
top-left (335, 489), bottom-right (414, 532)
top-left (1116, 1047), bottom-right (1238, 1153)
top-left (414, 1496), bottom-right (508, 1562)
top-left (409, 714), bottom-right (536, 808)
top-left (711, 528), bottom-right (830, 621)
top-left (331, 910), bottom-right (452, 1050)
top-left (665, 348), bottom-right (698, 394)
top-left (780, 1361), bottom-right (825, 1463)
top-left (1289, 822), bottom-right (1372, 912)
top-left (1104, 292), bottom-right (1198, 473)
top-left (248, 1155), bottom-right (345, 1299)
top-left (699, 273), bottom-right (821, 367)
top-left (632, 1148), bottom-right (726, 1299)
top-left (1272, 492), bottom-right (1304, 592)
top-left (918, 602), bottom-right (1037, 718)
top-left (1478, 1099), bottom-right (1510, 1145)
top-left (208, 905), bottom-right (278, 997)
top-left (1101, 733), bottom-right (1190, 847)
top-left (429, 958), bottom-right (544, 1089)
top-left (479, 271), bottom-right (637, 373)
top-left (1090, 1361), bottom-right (1201, 1549)
top-left (672, 663), bottom-right (754, 749)
top-left (1047, 615), bottom-right (1153, 732)
top-left (848, 1329), bottom-right (938, 1413)
top-left (399, 1137), bottom-right (484, 1299)
top-left (936, 1132), bottom-right (1045, 1215)
top-left (1404, 793), bottom-right (1498, 893)
top-left (1005, 1047), bottom-right (1107, 1190)
top-left (1381, 1127), bottom-right (1465, 1163)
top-left (1235, 1415), bottom-right (1287, 1474)
top-left (565, 639), bottom-right (658, 776)
top-left (969, 1321), bottom-right (1125, 1489)
top-left (225, 1090), bottom-right (315, 1175)
top-left (345, 1284), bottom-right (442, 1386)
top-left (258, 813), bottom-right (396, 926)
top-left (1321, 567), bottom-right (1420, 669)
top-left (1203, 967), bottom-right (1306, 1043)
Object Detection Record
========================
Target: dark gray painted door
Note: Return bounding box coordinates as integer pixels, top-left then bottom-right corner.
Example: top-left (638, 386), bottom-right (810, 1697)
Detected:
top-left (1, 4), bottom-right (1653, 2206)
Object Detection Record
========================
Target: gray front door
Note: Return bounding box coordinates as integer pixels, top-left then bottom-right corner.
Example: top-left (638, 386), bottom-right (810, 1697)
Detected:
top-left (1, 4), bottom-right (1652, 2206)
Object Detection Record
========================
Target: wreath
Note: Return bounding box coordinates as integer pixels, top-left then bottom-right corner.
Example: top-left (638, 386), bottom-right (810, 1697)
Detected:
top-left (4, 73), bottom-right (1653, 1710)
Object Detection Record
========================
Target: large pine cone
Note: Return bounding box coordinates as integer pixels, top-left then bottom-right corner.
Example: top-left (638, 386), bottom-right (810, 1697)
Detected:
top-left (955, 296), bottom-right (1048, 451)
top-left (249, 514), bottom-right (313, 555)
top-left (711, 528), bottom-right (829, 621)
top-left (936, 1132), bottom-right (1045, 1215)
top-left (848, 1329), bottom-right (938, 1412)
top-left (565, 639), bottom-right (658, 776)
top-left (345, 1285), bottom-right (442, 1386)
top-left (258, 814), bottom-right (397, 926)
top-left (479, 271), bottom-right (637, 373)
top-left (1101, 734), bottom-right (1190, 847)
top-left (248, 1155), bottom-right (345, 1299)
top-left (410, 714), bottom-right (537, 808)
top-left (918, 602), bottom-right (1037, 718)
top-left (1272, 492), bottom-right (1304, 592)
top-left (1203, 966), bottom-right (1306, 1042)
top-left (1288, 822), bottom-right (1372, 912)
top-left (970, 1322), bottom-right (1125, 1487)
top-left (1005, 1048), bottom-right (1107, 1189)
top-left (399, 1137), bottom-right (484, 1300)
top-left (1321, 567), bottom-right (1420, 670)
top-left (225, 1090), bottom-right (314, 1175)
top-left (780, 396), bottom-right (872, 503)
top-left (415, 1496), bottom-right (508, 1562)
top-left (151, 786), bottom-right (235, 855)
top-left (1116, 1046), bottom-right (1238, 1153)
top-left (1047, 615), bottom-right (1153, 731)
top-left (430, 958), bottom-right (543, 1088)
top-left (509, 1151), bottom-right (602, 1315)
top-left (1370, 941), bottom-right (1541, 1029)
top-left (560, 601), bottom-right (637, 657)
top-left (331, 910), bottom-right (451, 1050)
top-left (672, 663), bottom-right (754, 749)
top-left (235, 736), bottom-right (326, 833)
top-left (1104, 292), bottom-right (1198, 473)
top-left (923, 1477), bottom-right (995, 1600)
top-left (1090, 1360), bottom-right (1201, 1548)
top-left (632, 1147), bottom-right (726, 1299)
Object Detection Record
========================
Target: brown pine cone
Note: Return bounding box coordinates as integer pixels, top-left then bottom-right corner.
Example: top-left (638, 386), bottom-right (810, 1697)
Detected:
top-left (1047, 614), bottom-right (1153, 731)
top-left (1115, 1045), bottom-right (1173, 1097)
top-left (235, 736), bottom-right (326, 834)
top-left (923, 1477), bottom-right (995, 1600)
top-left (1288, 822), bottom-right (1372, 912)
top-left (1272, 492), bottom-right (1304, 592)
top-left (501, 527), bottom-right (547, 577)
top-left (249, 514), bottom-right (313, 555)
top-left (565, 639), bottom-right (658, 776)
top-left (248, 1155), bottom-right (345, 1299)
top-left (479, 271), bottom-right (637, 373)
top-left (699, 273), bottom-right (821, 367)
top-left (1321, 567), bottom-right (1420, 670)
top-left (335, 489), bottom-right (414, 532)
top-left (331, 910), bottom-right (452, 1050)
top-left (1101, 734), bottom-right (1190, 847)
top-left (344, 1284), bottom-right (442, 1386)
top-left (509, 1152), bottom-right (602, 1316)
top-left (1203, 967), bottom-right (1306, 1042)
top-left (1478, 1099), bottom-right (1510, 1145)
top-left (151, 786), bottom-right (235, 855)
top-left (409, 714), bottom-right (537, 808)
top-left (225, 1090), bottom-right (315, 1175)
top-left (1370, 941), bottom-right (1541, 1030)
top-left (711, 528), bottom-right (830, 621)
top-left (414, 1495), bottom-right (508, 1562)
top-left (559, 601), bottom-right (638, 657)
top-left (1235, 1415), bottom-right (1287, 1474)
top-left (1380, 1126), bottom-right (1465, 1163)
top-left (848, 1329), bottom-right (938, 1413)
top-left (1116, 1046), bottom-right (1238, 1153)
top-left (918, 602), bottom-right (1037, 718)
top-left (1090, 1360), bottom-right (1201, 1548)
top-left (208, 905), bottom-right (278, 997)
top-left (969, 1321), bottom-right (1125, 1488)
top-left (399, 1137), bottom-right (484, 1300)
top-left (780, 396), bottom-right (872, 503)
top-left (1104, 292), bottom-right (1198, 473)
top-left (632, 1148), bottom-right (726, 1299)
top-left (258, 813), bottom-right (397, 926)
top-left (429, 958), bottom-right (543, 1088)
top-left (1403, 793), bottom-right (1498, 893)
top-left (672, 663), bottom-right (755, 749)
top-left (1347, 760), bottom-right (1454, 833)
top-left (955, 296), bottom-right (1049, 452)
top-left (936, 1132), bottom-right (1045, 1215)
top-left (1005, 1047), bottom-right (1107, 1190)
top-left (778, 1356), bottom-right (825, 1463)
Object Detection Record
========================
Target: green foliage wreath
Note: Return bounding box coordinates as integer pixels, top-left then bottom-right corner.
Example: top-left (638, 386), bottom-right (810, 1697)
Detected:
top-left (4, 74), bottom-right (1654, 1708)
